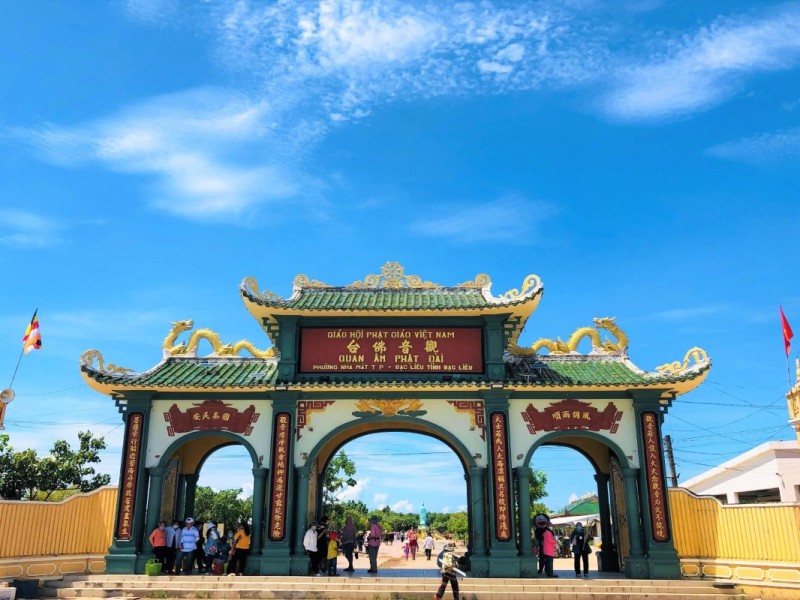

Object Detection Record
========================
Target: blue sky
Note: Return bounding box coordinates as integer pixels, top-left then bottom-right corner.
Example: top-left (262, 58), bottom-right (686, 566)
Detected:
top-left (1, 0), bottom-right (799, 515)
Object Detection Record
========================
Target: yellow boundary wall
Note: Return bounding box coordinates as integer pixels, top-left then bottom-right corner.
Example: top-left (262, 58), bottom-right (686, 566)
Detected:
top-left (0, 486), bottom-right (116, 561)
top-left (669, 487), bottom-right (800, 592)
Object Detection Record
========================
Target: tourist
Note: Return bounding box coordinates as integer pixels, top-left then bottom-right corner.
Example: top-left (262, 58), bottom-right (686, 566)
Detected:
top-left (175, 517), bottom-right (199, 575)
top-left (356, 531), bottom-right (364, 559)
top-left (533, 514), bottom-right (548, 575)
top-left (218, 529), bottom-right (234, 571)
top-left (340, 516), bottom-right (357, 572)
top-left (366, 515), bottom-right (383, 574)
top-left (569, 522), bottom-right (592, 578)
top-left (227, 523), bottom-right (251, 575)
top-left (327, 531), bottom-right (340, 576)
top-left (303, 521), bottom-right (319, 575)
top-left (541, 521), bottom-right (559, 578)
top-left (148, 521), bottom-right (168, 571)
top-left (402, 541), bottom-right (410, 560)
top-left (423, 532), bottom-right (435, 560)
top-left (194, 525), bottom-right (206, 573)
top-left (315, 516), bottom-right (330, 575)
top-left (433, 541), bottom-right (460, 600)
top-left (203, 520), bottom-right (221, 574)
top-left (165, 521), bottom-right (180, 574)
top-left (406, 528), bottom-right (418, 560)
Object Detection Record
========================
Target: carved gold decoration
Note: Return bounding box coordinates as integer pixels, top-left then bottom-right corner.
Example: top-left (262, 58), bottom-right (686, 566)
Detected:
top-left (353, 399), bottom-right (425, 416)
top-left (241, 277), bottom-right (283, 302)
top-left (500, 274), bottom-right (541, 300)
top-left (80, 350), bottom-right (135, 376)
top-left (511, 317), bottom-right (629, 356)
top-left (348, 262), bottom-right (440, 289)
top-left (655, 347), bottom-right (709, 375)
top-left (787, 390), bottom-right (800, 424)
top-left (293, 274), bottom-right (332, 288)
top-left (162, 320), bottom-right (278, 358)
top-left (456, 274), bottom-right (492, 288)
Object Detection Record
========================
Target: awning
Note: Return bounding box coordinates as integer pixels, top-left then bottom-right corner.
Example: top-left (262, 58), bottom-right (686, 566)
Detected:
top-left (549, 513), bottom-right (599, 526)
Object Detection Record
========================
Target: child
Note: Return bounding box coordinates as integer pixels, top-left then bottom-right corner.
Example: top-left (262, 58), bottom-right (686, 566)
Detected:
top-left (434, 541), bottom-right (460, 600)
top-left (327, 532), bottom-right (340, 576)
top-left (402, 541), bottom-right (410, 560)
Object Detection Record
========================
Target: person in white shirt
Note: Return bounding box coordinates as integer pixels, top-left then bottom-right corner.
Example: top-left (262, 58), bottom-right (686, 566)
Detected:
top-left (175, 517), bottom-right (200, 575)
top-left (423, 533), bottom-right (435, 560)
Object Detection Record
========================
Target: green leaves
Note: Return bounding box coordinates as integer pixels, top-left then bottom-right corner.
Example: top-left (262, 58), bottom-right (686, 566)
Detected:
top-left (0, 431), bottom-right (110, 500)
top-left (194, 486), bottom-right (252, 531)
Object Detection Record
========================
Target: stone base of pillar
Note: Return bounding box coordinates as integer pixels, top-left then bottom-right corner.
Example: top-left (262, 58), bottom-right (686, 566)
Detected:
top-left (468, 556), bottom-right (490, 577)
top-left (519, 555), bottom-right (538, 578)
top-left (258, 547), bottom-right (292, 575)
top-left (488, 544), bottom-right (521, 577)
top-left (646, 546), bottom-right (681, 579)
top-left (105, 547), bottom-right (137, 574)
top-left (289, 553), bottom-right (313, 575)
top-left (134, 553), bottom-right (157, 574)
top-left (598, 547), bottom-right (619, 572)
top-left (624, 556), bottom-right (650, 579)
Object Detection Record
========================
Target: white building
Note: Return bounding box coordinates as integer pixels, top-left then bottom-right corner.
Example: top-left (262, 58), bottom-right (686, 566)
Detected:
top-left (680, 440), bottom-right (800, 504)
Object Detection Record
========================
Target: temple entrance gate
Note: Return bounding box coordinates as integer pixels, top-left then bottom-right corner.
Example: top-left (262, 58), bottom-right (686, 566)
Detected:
top-left (80, 263), bottom-right (710, 578)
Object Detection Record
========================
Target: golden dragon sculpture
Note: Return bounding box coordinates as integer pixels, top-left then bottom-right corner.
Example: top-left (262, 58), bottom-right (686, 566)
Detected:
top-left (162, 320), bottom-right (278, 358)
top-left (655, 347), bottom-right (709, 375)
top-left (510, 317), bottom-right (629, 355)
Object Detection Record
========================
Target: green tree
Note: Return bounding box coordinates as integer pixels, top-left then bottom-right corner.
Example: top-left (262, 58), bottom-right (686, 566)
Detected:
top-left (529, 468), bottom-right (549, 518)
top-left (0, 432), bottom-right (110, 500)
top-left (194, 486), bottom-right (253, 531)
top-left (321, 451), bottom-right (357, 517)
top-left (445, 512), bottom-right (469, 541)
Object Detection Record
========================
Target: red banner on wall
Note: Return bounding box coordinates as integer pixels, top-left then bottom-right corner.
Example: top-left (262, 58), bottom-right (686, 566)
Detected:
top-left (268, 413), bottom-right (291, 541)
top-left (116, 412), bottom-right (143, 540)
top-left (299, 327), bottom-right (484, 374)
top-left (164, 400), bottom-right (259, 436)
top-left (491, 413), bottom-right (512, 542)
top-left (642, 412), bottom-right (670, 542)
top-left (522, 399), bottom-right (623, 434)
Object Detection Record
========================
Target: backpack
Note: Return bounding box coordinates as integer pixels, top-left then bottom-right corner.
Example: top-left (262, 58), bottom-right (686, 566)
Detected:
top-left (441, 550), bottom-right (455, 574)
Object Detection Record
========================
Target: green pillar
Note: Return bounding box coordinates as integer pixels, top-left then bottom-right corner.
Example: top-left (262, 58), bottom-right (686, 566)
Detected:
top-left (183, 474), bottom-right (199, 519)
top-left (594, 472), bottom-right (618, 572)
top-left (483, 389), bottom-right (520, 578)
top-left (141, 466), bottom-right (166, 559)
top-left (250, 467), bottom-right (268, 555)
top-left (289, 465), bottom-right (312, 575)
top-left (514, 466), bottom-right (535, 577)
top-left (106, 394), bottom-right (152, 575)
top-left (174, 475), bottom-right (186, 522)
top-left (621, 467), bottom-right (648, 578)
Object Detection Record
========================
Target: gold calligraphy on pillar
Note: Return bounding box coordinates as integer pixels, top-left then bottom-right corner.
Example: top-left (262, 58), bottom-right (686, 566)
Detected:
top-left (491, 413), bottom-right (512, 542)
top-left (642, 412), bottom-right (670, 542)
top-left (116, 412), bottom-right (143, 540)
top-left (269, 413), bottom-right (291, 541)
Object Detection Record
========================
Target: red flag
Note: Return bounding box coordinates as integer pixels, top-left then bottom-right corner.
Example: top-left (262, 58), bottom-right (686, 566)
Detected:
top-left (22, 310), bottom-right (42, 354)
top-left (780, 307), bottom-right (793, 357)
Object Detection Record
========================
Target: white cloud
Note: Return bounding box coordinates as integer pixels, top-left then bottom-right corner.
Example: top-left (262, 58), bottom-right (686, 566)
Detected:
top-left (372, 492), bottom-right (389, 508)
top-left (601, 6), bottom-right (800, 121)
top-left (707, 128), bottom-right (800, 163)
top-left (409, 197), bottom-right (557, 243)
top-left (0, 210), bottom-right (61, 248)
top-left (457, 504), bottom-right (467, 512)
top-left (441, 506), bottom-right (451, 514)
top-left (336, 478), bottom-right (370, 502)
top-left (647, 305), bottom-right (728, 322)
top-left (391, 499), bottom-right (414, 513)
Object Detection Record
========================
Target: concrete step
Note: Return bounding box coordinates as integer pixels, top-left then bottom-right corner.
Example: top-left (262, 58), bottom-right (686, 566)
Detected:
top-left (39, 576), bottom-right (751, 600)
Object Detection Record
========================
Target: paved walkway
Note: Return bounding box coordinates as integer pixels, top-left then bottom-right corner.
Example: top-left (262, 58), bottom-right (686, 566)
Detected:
top-left (332, 540), bottom-right (616, 579)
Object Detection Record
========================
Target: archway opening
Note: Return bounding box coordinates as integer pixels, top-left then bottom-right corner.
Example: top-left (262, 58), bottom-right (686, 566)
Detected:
top-left (315, 431), bottom-right (469, 574)
top-left (195, 444), bottom-right (255, 536)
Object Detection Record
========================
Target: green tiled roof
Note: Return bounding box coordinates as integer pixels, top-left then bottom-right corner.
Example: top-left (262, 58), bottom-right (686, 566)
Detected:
top-left (82, 358), bottom-right (278, 388)
top-left (242, 286), bottom-right (540, 311)
top-left (83, 354), bottom-right (707, 389)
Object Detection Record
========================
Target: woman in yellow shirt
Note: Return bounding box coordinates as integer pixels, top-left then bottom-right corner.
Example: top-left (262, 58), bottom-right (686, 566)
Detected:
top-left (227, 523), bottom-right (251, 575)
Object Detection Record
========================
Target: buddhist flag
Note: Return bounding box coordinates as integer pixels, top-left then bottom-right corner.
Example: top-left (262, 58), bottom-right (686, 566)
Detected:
top-left (781, 306), bottom-right (794, 357)
top-left (22, 310), bottom-right (41, 354)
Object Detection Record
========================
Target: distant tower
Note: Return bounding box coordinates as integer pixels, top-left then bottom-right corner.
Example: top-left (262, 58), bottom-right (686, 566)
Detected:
top-left (419, 502), bottom-right (428, 528)
top-left (787, 359), bottom-right (800, 446)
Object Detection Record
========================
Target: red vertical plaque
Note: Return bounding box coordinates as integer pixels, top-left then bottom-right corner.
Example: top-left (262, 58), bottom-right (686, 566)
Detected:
top-left (269, 413), bottom-right (291, 541)
top-left (491, 413), bottom-right (512, 542)
top-left (642, 412), bottom-right (670, 542)
top-left (116, 412), bottom-right (143, 540)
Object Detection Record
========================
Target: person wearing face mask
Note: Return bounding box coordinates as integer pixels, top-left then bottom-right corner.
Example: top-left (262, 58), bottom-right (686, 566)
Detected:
top-left (165, 521), bottom-right (181, 574)
top-left (148, 521), bottom-right (169, 571)
top-left (569, 522), bottom-right (593, 578)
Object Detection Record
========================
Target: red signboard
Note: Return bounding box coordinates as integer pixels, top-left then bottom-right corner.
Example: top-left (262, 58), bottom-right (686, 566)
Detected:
top-left (522, 400), bottom-right (623, 434)
top-left (299, 327), bottom-right (483, 374)
top-left (490, 413), bottom-right (512, 542)
top-left (642, 412), bottom-right (670, 542)
top-left (268, 413), bottom-right (291, 541)
top-left (117, 412), bottom-right (143, 540)
top-left (164, 400), bottom-right (259, 436)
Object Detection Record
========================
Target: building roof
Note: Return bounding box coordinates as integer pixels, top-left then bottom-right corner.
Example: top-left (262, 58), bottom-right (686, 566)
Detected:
top-left (241, 263), bottom-right (543, 346)
top-left (680, 441), bottom-right (800, 490)
top-left (79, 352), bottom-right (709, 396)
